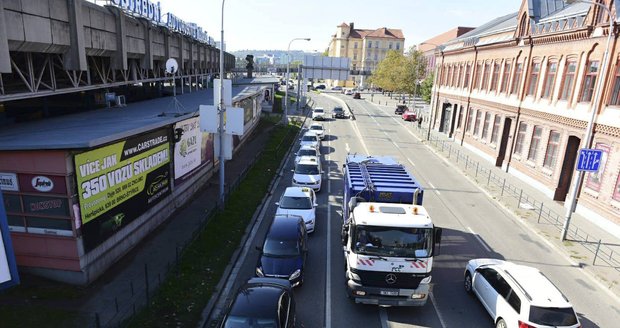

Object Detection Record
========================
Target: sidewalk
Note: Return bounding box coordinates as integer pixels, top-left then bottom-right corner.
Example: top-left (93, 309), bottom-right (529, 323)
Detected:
top-left (77, 118), bottom-right (277, 327)
top-left (368, 92), bottom-right (620, 299)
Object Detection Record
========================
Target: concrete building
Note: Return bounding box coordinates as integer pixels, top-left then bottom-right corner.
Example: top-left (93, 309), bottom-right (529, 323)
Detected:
top-left (328, 22), bottom-right (405, 88)
top-left (429, 0), bottom-right (620, 229)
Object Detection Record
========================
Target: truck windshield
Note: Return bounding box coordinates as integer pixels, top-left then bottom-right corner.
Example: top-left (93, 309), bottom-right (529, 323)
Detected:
top-left (353, 226), bottom-right (433, 258)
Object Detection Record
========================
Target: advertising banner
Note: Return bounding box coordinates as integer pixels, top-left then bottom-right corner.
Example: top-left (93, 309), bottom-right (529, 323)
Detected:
top-left (74, 129), bottom-right (171, 251)
top-left (0, 192), bottom-right (20, 290)
top-left (0, 173), bottom-right (18, 192)
top-left (174, 117), bottom-right (202, 180)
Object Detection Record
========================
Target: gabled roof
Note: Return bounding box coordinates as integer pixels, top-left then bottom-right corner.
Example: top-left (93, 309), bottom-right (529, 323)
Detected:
top-left (338, 22), bottom-right (349, 27)
top-left (351, 27), bottom-right (404, 39)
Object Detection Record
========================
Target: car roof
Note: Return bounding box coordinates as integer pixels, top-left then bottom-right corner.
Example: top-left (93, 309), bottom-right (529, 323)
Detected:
top-left (303, 130), bottom-right (318, 136)
top-left (499, 262), bottom-right (572, 307)
top-left (333, 106), bottom-right (343, 110)
top-left (309, 123), bottom-right (323, 128)
top-left (352, 203), bottom-right (432, 228)
top-left (283, 186), bottom-right (313, 198)
top-left (227, 284), bottom-right (285, 319)
top-left (268, 215), bottom-right (303, 239)
top-left (298, 145), bottom-right (318, 151)
top-left (313, 107), bottom-right (324, 111)
top-left (297, 156), bottom-right (319, 165)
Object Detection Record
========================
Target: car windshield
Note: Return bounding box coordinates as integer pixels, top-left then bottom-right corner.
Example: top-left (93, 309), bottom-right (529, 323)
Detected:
top-left (263, 238), bottom-right (300, 257)
top-left (224, 316), bottom-right (278, 328)
top-left (529, 306), bottom-right (578, 326)
top-left (310, 125), bottom-right (323, 131)
top-left (314, 109), bottom-right (324, 113)
top-left (352, 226), bottom-right (433, 258)
top-left (334, 107), bottom-right (343, 112)
top-left (280, 196), bottom-right (312, 209)
top-left (298, 149), bottom-right (317, 157)
top-left (295, 164), bottom-right (320, 175)
top-left (301, 135), bottom-right (317, 142)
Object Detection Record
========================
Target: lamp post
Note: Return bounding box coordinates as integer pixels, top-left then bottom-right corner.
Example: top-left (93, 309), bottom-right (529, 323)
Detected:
top-left (561, 0), bottom-right (614, 240)
top-left (421, 42), bottom-right (443, 140)
top-left (284, 37), bottom-right (311, 124)
top-left (218, 0), bottom-right (226, 204)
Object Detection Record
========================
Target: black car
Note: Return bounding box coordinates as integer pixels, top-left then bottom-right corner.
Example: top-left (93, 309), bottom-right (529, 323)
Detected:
top-left (219, 277), bottom-right (296, 328)
top-left (332, 106), bottom-right (345, 119)
top-left (256, 215), bottom-right (308, 287)
top-left (313, 85), bottom-right (326, 90)
top-left (395, 105), bottom-right (408, 114)
top-left (353, 92), bottom-right (361, 99)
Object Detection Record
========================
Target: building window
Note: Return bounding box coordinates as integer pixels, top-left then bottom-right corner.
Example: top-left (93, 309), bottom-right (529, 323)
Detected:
top-left (389, 42), bottom-right (393, 49)
top-left (354, 42), bottom-right (358, 49)
top-left (514, 123), bottom-right (528, 154)
top-left (474, 63), bottom-right (482, 89)
top-left (501, 62), bottom-right (511, 93)
top-left (482, 63), bottom-right (491, 90)
top-left (481, 112), bottom-right (492, 139)
top-left (511, 63), bottom-right (523, 94)
top-left (611, 64), bottom-right (620, 105)
top-left (368, 41), bottom-right (372, 48)
top-left (559, 60), bottom-right (577, 100)
top-left (613, 171), bottom-right (620, 201)
top-left (464, 64), bottom-right (471, 88)
top-left (458, 106), bottom-right (464, 128)
top-left (375, 42), bottom-right (379, 48)
top-left (542, 62), bottom-right (558, 98)
top-left (466, 108), bottom-right (474, 132)
top-left (353, 53), bottom-right (358, 60)
top-left (491, 115), bottom-right (501, 144)
top-left (543, 131), bottom-right (561, 169)
top-left (527, 62), bottom-right (541, 96)
top-left (396, 43), bottom-right (400, 50)
top-left (456, 65), bottom-right (463, 88)
top-left (473, 110), bottom-right (483, 135)
top-left (527, 125), bottom-right (543, 161)
top-left (586, 143), bottom-right (609, 191)
top-left (490, 63), bottom-right (500, 91)
top-left (580, 60), bottom-right (600, 102)
top-left (374, 53), bottom-right (378, 60)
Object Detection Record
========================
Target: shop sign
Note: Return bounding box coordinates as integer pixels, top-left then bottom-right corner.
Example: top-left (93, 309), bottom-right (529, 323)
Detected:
top-left (18, 174), bottom-right (67, 194)
top-left (174, 117), bottom-right (202, 180)
top-left (22, 195), bottom-right (70, 217)
top-left (0, 173), bottom-right (18, 192)
top-left (110, 0), bottom-right (162, 23)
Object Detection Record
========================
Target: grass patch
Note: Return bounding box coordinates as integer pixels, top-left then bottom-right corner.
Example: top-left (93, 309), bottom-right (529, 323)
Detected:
top-left (273, 91), bottom-right (284, 113)
top-left (126, 119), bottom-right (300, 327)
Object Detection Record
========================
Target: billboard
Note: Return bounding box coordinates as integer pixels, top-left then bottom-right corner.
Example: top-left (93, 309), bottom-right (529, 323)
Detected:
top-left (303, 56), bottom-right (350, 80)
top-left (1, 191), bottom-right (20, 290)
top-left (74, 128), bottom-right (172, 251)
top-left (174, 117), bottom-right (202, 180)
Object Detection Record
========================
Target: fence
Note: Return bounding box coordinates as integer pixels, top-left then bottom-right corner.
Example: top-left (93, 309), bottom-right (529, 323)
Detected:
top-left (413, 124), bottom-right (620, 270)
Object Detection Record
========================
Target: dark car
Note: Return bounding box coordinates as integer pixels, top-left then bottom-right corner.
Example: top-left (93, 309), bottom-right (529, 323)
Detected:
top-left (219, 277), bottom-right (296, 328)
top-left (332, 106), bottom-right (345, 119)
top-left (353, 92), bottom-right (361, 99)
top-left (313, 85), bottom-right (326, 90)
top-left (256, 215), bottom-right (308, 287)
top-left (395, 105), bottom-right (408, 115)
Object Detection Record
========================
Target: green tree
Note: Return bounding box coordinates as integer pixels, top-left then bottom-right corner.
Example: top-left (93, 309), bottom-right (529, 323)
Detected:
top-left (369, 50), bottom-right (406, 92)
top-left (403, 47), bottom-right (427, 98)
top-left (420, 71), bottom-right (434, 103)
top-left (322, 48), bottom-right (329, 56)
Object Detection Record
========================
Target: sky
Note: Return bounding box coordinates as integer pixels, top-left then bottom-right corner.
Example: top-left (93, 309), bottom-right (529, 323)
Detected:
top-left (116, 0), bottom-right (521, 52)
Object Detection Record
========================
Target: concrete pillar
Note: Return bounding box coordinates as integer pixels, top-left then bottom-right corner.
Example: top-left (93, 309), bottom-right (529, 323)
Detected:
top-left (139, 18), bottom-right (153, 70)
top-left (0, 0), bottom-right (10, 73)
top-left (64, 0), bottom-right (87, 71)
top-left (108, 5), bottom-right (127, 70)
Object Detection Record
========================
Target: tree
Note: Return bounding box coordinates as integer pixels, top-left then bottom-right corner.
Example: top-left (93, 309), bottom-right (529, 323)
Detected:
top-left (369, 50), bottom-right (406, 92)
top-left (322, 48), bottom-right (329, 56)
top-left (420, 71), bottom-right (434, 103)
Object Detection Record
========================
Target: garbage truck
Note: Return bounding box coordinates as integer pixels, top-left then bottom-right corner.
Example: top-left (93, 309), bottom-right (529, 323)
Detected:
top-left (341, 155), bottom-right (442, 306)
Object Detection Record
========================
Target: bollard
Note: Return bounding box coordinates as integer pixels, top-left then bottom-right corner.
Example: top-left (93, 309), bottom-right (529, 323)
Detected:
top-left (518, 189), bottom-right (523, 206)
top-left (476, 162), bottom-right (479, 177)
top-left (593, 239), bottom-right (602, 265)
top-left (538, 203), bottom-right (543, 223)
top-left (448, 144), bottom-right (452, 158)
top-left (501, 178), bottom-right (506, 196)
top-left (456, 150), bottom-right (460, 163)
top-left (487, 170), bottom-right (491, 185)
top-left (465, 156), bottom-right (468, 169)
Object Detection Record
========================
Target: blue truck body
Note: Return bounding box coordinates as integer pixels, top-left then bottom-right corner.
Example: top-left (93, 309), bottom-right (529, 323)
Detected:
top-left (343, 155), bottom-right (424, 221)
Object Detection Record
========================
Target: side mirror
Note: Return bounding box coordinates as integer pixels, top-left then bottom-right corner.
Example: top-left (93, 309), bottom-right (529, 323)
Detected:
top-left (255, 245), bottom-right (263, 251)
top-left (313, 203), bottom-right (318, 207)
top-left (434, 227), bottom-right (443, 244)
top-left (275, 202), bottom-right (280, 206)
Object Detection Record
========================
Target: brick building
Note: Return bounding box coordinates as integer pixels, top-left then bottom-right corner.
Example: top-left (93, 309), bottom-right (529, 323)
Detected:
top-left (430, 0), bottom-right (620, 227)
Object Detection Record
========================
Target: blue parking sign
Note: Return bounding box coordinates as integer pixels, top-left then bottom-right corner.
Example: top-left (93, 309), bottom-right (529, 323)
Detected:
top-left (577, 148), bottom-right (603, 172)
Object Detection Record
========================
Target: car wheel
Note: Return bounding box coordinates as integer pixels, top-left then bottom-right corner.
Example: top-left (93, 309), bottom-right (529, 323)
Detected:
top-left (464, 272), bottom-right (473, 294)
top-left (496, 318), bottom-right (507, 328)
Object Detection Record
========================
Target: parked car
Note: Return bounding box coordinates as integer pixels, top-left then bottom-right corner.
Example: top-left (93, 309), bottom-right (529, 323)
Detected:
top-left (331, 86), bottom-right (343, 91)
top-left (308, 123), bottom-right (325, 140)
top-left (292, 156), bottom-right (322, 191)
top-left (312, 107), bottom-right (325, 121)
top-left (353, 92), bottom-right (361, 99)
top-left (219, 277), bottom-right (297, 328)
top-left (332, 106), bottom-right (346, 119)
top-left (402, 110), bottom-right (417, 121)
top-left (299, 131), bottom-right (320, 150)
top-left (395, 104), bottom-right (408, 115)
top-left (295, 145), bottom-right (320, 164)
top-left (256, 215), bottom-right (308, 287)
top-left (344, 89), bottom-right (354, 95)
top-left (276, 187), bottom-right (317, 233)
top-left (464, 259), bottom-right (580, 328)
top-left (313, 84), bottom-right (326, 90)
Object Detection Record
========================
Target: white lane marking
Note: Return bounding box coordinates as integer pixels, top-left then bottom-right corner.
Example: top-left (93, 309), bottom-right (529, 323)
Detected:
top-left (379, 308), bottom-right (389, 328)
top-left (406, 157), bottom-right (416, 167)
top-left (325, 127), bottom-right (332, 328)
top-left (428, 181), bottom-right (441, 195)
top-left (349, 119), bottom-right (370, 155)
top-left (468, 227), bottom-right (492, 252)
top-left (345, 143), bottom-right (350, 153)
top-left (430, 291), bottom-right (448, 328)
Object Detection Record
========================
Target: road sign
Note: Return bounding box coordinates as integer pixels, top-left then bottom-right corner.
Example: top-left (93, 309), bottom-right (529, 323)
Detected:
top-left (576, 148), bottom-right (603, 172)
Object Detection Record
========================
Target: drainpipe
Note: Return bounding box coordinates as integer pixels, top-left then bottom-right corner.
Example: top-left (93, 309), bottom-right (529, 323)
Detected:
top-left (505, 37), bottom-right (534, 173)
top-left (460, 45), bottom-right (478, 146)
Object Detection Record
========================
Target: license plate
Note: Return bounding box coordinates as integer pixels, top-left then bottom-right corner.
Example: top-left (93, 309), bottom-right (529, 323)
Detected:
top-left (379, 290), bottom-right (398, 296)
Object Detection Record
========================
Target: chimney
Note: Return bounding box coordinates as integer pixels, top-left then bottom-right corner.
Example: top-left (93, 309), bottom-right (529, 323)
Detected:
top-left (349, 22), bottom-right (354, 31)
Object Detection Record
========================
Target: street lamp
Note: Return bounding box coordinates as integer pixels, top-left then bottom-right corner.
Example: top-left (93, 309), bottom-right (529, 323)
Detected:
top-left (284, 37), bottom-right (311, 124)
top-left (561, 0), bottom-right (614, 240)
top-left (218, 0), bottom-right (226, 204)
top-left (420, 41), bottom-right (444, 140)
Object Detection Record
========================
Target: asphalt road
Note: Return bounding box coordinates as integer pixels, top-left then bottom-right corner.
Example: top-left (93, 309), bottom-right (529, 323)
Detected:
top-left (214, 92), bottom-right (619, 328)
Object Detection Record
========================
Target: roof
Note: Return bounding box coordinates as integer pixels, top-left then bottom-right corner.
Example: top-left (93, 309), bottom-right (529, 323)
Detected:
top-left (228, 284), bottom-right (284, 319)
top-left (501, 262), bottom-right (572, 307)
top-left (353, 203), bottom-right (432, 228)
top-left (297, 156), bottom-right (319, 165)
top-left (350, 27), bottom-right (404, 40)
top-left (268, 215), bottom-right (303, 239)
top-left (283, 186), bottom-right (313, 198)
top-left (0, 86), bottom-right (264, 151)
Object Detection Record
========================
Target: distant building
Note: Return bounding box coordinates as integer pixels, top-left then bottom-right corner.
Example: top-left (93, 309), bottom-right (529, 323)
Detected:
top-left (418, 27), bottom-right (474, 77)
top-left (430, 0), bottom-right (620, 227)
top-left (328, 22), bottom-right (405, 88)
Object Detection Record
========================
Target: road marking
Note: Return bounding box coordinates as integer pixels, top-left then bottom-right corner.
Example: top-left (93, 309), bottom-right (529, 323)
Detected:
top-left (345, 143), bottom-right (350, 153)
top-left (430, 291), bottom-right (448, 328)
top-left (406, 157), bottom-right (416, 167)
top-left (468, 227), bottom-right (492, 252)
top-left (428, 181), bottom-right (441, 195)
top-left (325, 127), bottom-right (332, 328)
top-left (379, 308), bottom-right (389, 328)
top-left (349, 119), bottom-right (370, 155)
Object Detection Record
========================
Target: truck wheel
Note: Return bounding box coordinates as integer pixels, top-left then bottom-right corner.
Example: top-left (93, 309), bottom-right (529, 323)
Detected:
top-left (464, 272), bottom-right (473, 294)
